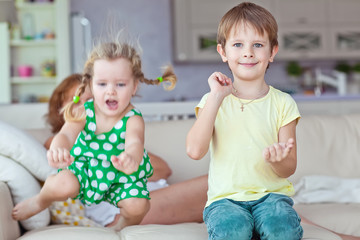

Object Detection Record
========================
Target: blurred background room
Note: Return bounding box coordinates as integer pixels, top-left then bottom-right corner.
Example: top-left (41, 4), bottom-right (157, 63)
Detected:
top-left (0, 0), bottom-right (360, 114)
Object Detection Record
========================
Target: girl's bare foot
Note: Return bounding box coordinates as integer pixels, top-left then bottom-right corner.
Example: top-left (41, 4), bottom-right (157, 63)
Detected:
top-left (107, 214), bottom-right (126, 231)
top-left (12, 196), bottom-right (45, 220)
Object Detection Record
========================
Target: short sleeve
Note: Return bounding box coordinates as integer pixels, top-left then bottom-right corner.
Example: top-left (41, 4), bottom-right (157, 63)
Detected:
top-left (195, 93), bottom-right (209, 118)
top-left (281, 93), bottom-right (301, 127)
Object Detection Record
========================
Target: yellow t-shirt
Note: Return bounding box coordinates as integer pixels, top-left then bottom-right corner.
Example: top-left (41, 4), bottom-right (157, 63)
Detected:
top-left (196, 86), bottom-right (301, 207)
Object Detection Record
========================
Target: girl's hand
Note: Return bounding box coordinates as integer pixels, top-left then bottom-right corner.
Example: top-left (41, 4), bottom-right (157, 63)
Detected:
top-left (263, 138), bottom-right (294, 163)
top-left (208, 72), bottom-right (233, 98)
top-left (111, 152), bottom-right (139, 175)
top-left (47, 148), bottom-right (74, 169)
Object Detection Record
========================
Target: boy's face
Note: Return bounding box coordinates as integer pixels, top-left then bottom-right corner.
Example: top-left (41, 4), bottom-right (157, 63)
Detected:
top-left (217, 22), bottom-right (278, 82)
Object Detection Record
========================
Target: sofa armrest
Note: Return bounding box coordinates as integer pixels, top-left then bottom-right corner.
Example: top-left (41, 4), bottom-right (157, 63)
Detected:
top-left (0, 181), bottom-right (21, 240)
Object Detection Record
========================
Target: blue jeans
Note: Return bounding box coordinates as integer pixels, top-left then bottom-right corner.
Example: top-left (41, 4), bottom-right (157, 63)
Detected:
top-left (203, 193), bottom-right (303, 240)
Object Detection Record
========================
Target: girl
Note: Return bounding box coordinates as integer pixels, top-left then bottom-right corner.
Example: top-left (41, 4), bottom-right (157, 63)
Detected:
top-left (12, 40), bottom-right (176, 231)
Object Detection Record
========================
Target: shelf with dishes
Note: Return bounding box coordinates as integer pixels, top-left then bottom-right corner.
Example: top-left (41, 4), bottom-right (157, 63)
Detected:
top-left (15, 0), bottom-right (54, 10)
top-left (10, 39), bottom-right (55, 47)
top-left (11, 76), bottom-right (56, 84)
top-left (0, 0), bottom-right (70, 104)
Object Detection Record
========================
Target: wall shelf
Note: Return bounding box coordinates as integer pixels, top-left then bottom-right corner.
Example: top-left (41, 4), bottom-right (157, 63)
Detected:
top-left (0, 0), bottom-right (70, 104)
top-left (10, 39), bottom-right (55, 47)
top-left (15, 1), bottom-right (54, 10)
top-left (11, 76), bottom-right (56, 84)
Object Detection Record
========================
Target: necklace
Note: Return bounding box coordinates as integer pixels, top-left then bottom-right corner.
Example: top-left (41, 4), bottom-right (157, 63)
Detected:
top-left (232, 86), bottom-right (269, 112)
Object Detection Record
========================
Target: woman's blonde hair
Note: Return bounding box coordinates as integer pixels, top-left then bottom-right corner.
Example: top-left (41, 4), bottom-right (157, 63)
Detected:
top-left (64, 40), bottom-right (177, 121)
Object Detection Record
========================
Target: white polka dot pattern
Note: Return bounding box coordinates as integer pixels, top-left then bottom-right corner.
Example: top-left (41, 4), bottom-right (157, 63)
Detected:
top-left (67, 102), bottom-right (152, 205)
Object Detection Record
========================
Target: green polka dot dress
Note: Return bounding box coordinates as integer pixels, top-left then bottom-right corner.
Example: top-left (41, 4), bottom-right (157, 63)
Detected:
top-left (66, 99), bottom-right (153, 206)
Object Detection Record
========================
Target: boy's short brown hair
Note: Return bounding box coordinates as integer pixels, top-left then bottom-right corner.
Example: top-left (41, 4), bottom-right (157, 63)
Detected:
top-left (217, 2), bottom-right (278, 50)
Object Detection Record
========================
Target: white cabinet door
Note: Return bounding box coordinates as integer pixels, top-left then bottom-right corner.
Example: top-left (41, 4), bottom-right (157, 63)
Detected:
top-left (274, 0), bottom-right (327, 25)
top-left (330, 26), bottom-right (360, 59)
top-left (277, 27), bottom-right (328, 60)
top-left (328, 0), bottom-right (360, 24)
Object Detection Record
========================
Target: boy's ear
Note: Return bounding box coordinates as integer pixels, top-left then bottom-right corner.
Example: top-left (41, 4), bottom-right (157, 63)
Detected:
top-left (269, 45), bottom-right (279, 62)
top-left (217, 44), bottom-right (228, 62)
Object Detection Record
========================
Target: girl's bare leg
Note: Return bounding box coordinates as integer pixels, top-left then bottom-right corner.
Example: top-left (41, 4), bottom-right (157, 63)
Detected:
top-left (106, 175), bottom-right (208, 228)
top-left (12, 170), bottom-right (80, 220)
top-left (108, 198), bottom-right (150, 231)
top-left (141, 175), bottom-right (208, 225)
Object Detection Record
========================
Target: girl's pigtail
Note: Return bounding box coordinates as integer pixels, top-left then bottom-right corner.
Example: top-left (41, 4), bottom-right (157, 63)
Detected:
top-left (63, 74), bottom-right (90, 122)
top-left (140, 65), bottom-right (177, 91)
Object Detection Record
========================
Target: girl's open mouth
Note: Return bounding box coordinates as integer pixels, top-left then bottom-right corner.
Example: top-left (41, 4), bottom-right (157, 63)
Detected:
top-left (106, 99), bottom-right (118, 110)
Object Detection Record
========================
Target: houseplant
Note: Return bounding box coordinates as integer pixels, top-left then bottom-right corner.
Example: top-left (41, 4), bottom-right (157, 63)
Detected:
top-left (286, 61), bottom-right (302, 84)
top-left (352, 62), bottom-right (360, 81)
top-left (334, 62), bottom-right (351, 75)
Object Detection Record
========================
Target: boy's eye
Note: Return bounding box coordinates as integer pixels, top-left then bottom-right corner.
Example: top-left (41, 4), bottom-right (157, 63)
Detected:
top-left (233, 43), bottom-right (242, 47)
top-left (254, 43), bottom-right (263, 48)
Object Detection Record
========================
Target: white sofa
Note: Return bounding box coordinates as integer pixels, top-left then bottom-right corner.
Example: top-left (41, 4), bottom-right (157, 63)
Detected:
top-left (1, 102), bottom-right (360, 240)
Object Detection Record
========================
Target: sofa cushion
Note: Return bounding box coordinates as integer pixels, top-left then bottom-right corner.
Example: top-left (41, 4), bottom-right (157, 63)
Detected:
top-left (291, 114), bottom-right (360, 183)
top-left (18, 225), bottom-right (119, 240)
top-left (119, 223), bottom-right (208, 240)
top-left (0, 156), bottom-right (50, 230)
top-left (0, 120), bottom-right (56, 181)
top-left (144, 119), bottom-right (209, 184)
top-left (295, 203), bottom-right (360, 237)
top-left (119, 222), bottom-right (341, 240)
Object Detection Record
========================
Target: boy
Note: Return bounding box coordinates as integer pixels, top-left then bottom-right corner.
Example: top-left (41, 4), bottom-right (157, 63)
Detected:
top-left (186, 2), bottom-right (303, 240)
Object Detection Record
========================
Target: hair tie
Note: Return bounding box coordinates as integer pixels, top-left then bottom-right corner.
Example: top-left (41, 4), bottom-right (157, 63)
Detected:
top-left (73, 95), bottom-right (80, 104)
top-left (157, 77), bottom-right (163, 83)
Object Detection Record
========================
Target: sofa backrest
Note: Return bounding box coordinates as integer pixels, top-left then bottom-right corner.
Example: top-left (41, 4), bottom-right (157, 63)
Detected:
top-left (144, 119), bottom-right (209, 184)
top-left (290, 114), bottom-right (360, 183)
top-left (145, 115), bottom-right (360, 185)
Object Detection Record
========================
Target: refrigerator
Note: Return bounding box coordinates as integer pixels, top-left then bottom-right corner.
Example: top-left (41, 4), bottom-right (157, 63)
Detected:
top-left (70, 12), bottom-right (92, 74)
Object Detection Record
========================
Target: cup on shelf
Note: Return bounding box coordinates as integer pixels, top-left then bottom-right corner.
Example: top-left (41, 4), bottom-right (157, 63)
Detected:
top-left (18, 65), bottom-right (33, 77)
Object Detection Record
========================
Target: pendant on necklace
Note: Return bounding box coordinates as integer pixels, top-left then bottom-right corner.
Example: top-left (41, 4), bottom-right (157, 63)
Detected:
top-left (240, 104), bottom-right (244, 112)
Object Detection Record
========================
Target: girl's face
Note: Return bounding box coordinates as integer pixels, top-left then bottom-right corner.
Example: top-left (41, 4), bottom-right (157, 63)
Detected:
top-left (217, 22), bottom-right (278, 83)
top-left (92, 57), bottom-right (137, 118)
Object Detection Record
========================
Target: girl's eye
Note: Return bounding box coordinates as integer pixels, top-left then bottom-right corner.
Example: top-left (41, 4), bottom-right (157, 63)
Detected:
top-left (117, 83), bottom-right (126, 87)
top-left (98, 83), bottom-right (106, 87)
top-left (254, 43), bottom-right (263, 48)
top-left (233, 43), bottom-right (242, 47)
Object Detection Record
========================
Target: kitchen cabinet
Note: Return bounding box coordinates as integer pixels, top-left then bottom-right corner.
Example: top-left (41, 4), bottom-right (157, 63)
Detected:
top-left (275, 0), bottom-right (360, 60)
top-left (0, 0), bottom-right (70, 104)
top-left (172, 0), bottom-right (360, 62)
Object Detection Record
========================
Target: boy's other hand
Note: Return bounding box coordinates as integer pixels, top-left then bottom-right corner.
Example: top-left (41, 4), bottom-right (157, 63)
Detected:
top-left (263, 138), bottom-right (294, 163)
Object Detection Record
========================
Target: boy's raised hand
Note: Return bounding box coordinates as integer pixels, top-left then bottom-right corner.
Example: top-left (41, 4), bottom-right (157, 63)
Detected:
top-left (263, 138), bottom-right (294, 163)
top-left (111, 152), bottom-right (139, 175)
top-left (47, 148), bottom-right (74, 169)
top-left (208, 72), bottom-right (233, 98)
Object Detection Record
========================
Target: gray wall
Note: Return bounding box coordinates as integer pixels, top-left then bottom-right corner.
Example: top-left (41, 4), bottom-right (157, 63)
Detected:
top-left (70, 0), bottom-right (335, 103)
